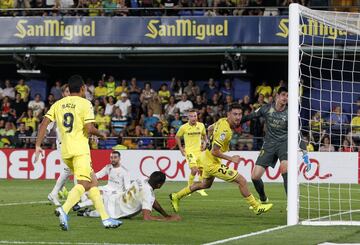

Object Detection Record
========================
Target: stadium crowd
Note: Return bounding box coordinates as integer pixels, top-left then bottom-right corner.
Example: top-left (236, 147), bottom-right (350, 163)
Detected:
top-left (0, 0), bottom-right (324, 17)
top-left (0, 76), bottom-right (359, 152)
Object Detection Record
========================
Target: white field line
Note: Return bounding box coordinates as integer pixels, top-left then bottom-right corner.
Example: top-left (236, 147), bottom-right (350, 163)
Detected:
top-left (202, 225), bottom-right (288, 245)
top-left (0, 201), bottom-right (49, 206)
top-left (0, 242), bottom-right (155, 245)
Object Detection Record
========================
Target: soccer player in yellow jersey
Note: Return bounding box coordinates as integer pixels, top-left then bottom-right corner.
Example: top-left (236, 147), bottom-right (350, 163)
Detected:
top-left (170, 104), bottom-right (273, 215)
top-left (35, 75), bottom-right (122, 230)
top-left (176, 109), bottom-right (208, 197)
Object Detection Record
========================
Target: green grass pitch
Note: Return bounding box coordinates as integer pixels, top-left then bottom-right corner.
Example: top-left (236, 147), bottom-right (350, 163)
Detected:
top-left (0, 180), bottom-right (359, 244)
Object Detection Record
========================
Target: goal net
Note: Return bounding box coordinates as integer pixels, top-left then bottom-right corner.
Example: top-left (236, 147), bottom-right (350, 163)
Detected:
top-left (288, 4), bottom-right (360, 226)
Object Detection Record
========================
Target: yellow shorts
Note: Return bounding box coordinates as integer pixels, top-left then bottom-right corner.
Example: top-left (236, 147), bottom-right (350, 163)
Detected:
top-left (186, 152), bottom-right (202, 169)
top-left (201, 150), bottom-right (239, 182)
top-left (63, 154), bottom-right (93, 182)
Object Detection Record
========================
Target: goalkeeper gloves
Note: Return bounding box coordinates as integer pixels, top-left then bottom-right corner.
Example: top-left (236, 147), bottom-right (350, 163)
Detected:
top-left (302, 151), bottom-right (311, 172)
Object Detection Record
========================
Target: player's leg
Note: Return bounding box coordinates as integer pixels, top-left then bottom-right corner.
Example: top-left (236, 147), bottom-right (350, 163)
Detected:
top-left (277, 141), bottom-right (288, 195)
top-left (170, 177), bottom-right (214, 212)
top-left (251, 146), bottom-right (277, 202)
top-left (213, 164), bottom-right (273, 215)
top-left (196, 168), bottom-right (208, 196)
top-left (48, 164), bottom-right (72, 206)
top-left (188, 166), bottom-right (198, 187)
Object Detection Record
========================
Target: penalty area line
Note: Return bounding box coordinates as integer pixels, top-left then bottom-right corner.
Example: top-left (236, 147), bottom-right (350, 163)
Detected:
top-left (202, 225), bottom-right (288, 245)
top-left (0, 201), bottom-right (49, 206)
top-left (0, 241), bottom-right (153, 245)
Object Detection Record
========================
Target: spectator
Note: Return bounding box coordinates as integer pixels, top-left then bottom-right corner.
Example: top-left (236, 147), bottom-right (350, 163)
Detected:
top-left (171, 78), bottom-right (183, 101)
top-left (239, 95), bottom-right (252, 112)
top-left (50, 80), bottom-right (62, 100)
top-left (105, 96), bottom-right (116, 116)
top-left (319, 135), bottom-right (335, 152)
top-left (0, 121), bottom-right (15, 137)
top-left (233, 0), bottom-right (249, 16)
top-left (103, 0), bottom-right (118, 16)
top-left (55, 0), bottom-right (74, 15)
top-left (14, 0), bottom-right (31, 16)
top-left (94, 80), bottom-right (107, 99)
top-left (28, 93), bottom-right (45, 117)
top-left (13, 93), bottom-right (27, 118)
top-left (85, 78), bottom-right (95, 101)
top-left (3, 79), bottom-right (15, 100)
top-left (219, 79), bottom-right (234, 100)
top-left (143, 109), bottom-right (159, 133)
top-left (253, 94), bottom-right (266, 110)
top-left (273, 79), bottom-right (287, 96)
top-left (216, 0), bottom-right (233, 15)
top-left (93, 98), bottom-right (103, 115)
top-left (116, 0), bottom-right (129, 16)
top-left (15, 79), bottom-right (30, 102)
top-left (88, 0), bottom-right (103, 16)
top-left (164, 95), bottom-right (177, 121)
top-left (140, 82), bottom-right (155, 112)
top-left (128, 77), bottom-right (141, 118)
top-left (147, 94), bottom-right (163, 118)
top-left (209, 93), bottom-right (220, 116)
top-left (237, 108), bottom-right (253, 150)
top-left (115, 92), bottom-right (132, 118)
top-left (105, 75), bottom-right (116, 97)
top-left (254, 80), bottom-right (272, 102)
top-left (310, 111), bottom-right (323, 143)
top-left (45, 93), bottom-right (56, 112)
top-left (202, 78), bottom-right (218, 102)
top-left (339, 138), bottom-right (354, 152)
top-left (115, 79), bottom-right (128, 101)
top-left (248, 0), bottom-right (264, 16)
top-left (351, 108), bottom-right (360, 145)
top-left (303, 134), bottom-right (314, 152)
top-left (153, 122), bottom-right (165, 149)
top-left (159, 114), bottom-right (169, 134)
top-left (160, 0), bottom-right (179, 16)
top-left (95, 107), bottom-right (111, 136)
top-left (111, 107), bottom-right (128, 136)
top-left (183, 80), bottom-right (200, 101)
top-left (17, 108), bottom-right (38, 133)
top-left (170, 112), bottom-right (182, 132)
top-left (14, 122), bottom-right (31, 148)
top-left (166, 127), bottom-right (177, 150)
top-left (138, 128), bottom-right (154, 149)
top-left (193, 94), bottom-right (206, 111)
top-left (175, 93), bottom-right (193, 116)
top-left (0, 0), bottom-right (14, 16)
top-left (1, 96), bottom-right (11, 119)
top-left (158, 83), bottom-right (171, 106)
top-left (329, 105), bottom-right (349, 130)
top-left (224, 95), bottom-right (233, 112)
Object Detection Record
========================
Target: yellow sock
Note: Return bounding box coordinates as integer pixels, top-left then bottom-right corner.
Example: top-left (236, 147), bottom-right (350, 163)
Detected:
top-left (88, 187), bottom-right (109, 220)
top-left (176, 186), bottom-right (192, 200)
top-left (188, 174), bottom-right (195, 187)
top-left (62, 184), bottom-right (85, 214)
top-left (245, 194), bottom-right (259, 208)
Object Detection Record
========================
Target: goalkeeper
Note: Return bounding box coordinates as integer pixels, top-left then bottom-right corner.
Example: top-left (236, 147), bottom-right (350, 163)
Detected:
top-left (241, 87), bottom-right (289, 205)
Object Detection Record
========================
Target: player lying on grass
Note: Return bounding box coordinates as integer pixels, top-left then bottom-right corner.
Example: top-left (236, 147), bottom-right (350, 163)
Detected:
top-left (77, 171), bottom-right (181, 221)
top-left (73, 150), bottom-right (131, 211)
top-left (170, 103), bottom-right (273, 215)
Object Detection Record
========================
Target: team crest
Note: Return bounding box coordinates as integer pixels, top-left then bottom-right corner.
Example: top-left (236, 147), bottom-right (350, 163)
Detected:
top-left (220, 133), bottom-right (226, 141)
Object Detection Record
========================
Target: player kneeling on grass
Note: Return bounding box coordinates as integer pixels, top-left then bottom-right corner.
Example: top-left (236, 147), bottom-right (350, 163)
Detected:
top-left (77, 171), bottom-right (181, 221)
top-left (170, 104), bottom-right (273, 215)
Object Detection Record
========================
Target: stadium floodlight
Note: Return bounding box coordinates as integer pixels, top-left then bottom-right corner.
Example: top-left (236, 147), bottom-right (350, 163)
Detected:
top-left (288, 3), bottom-right (360, 226)
top-left (17, 69), bottom-right (41, 75)
top-left (221, 69), bottom-right (247, 75)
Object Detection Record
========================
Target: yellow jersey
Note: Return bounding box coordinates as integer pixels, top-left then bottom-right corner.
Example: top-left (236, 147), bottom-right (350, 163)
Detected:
top-left (176, 122), bottom-right (205, 155)
top-left (15, 84), bottom-right (29, 100)
top-left (351, 116), bottom-right (360, 133)
top-left (21, 117), bottom-right (38, 131)
top-left (94, 86), bottom-right (107, 98)
top-left (106, 81), bottom-right (116, 97)
top-left (45, 96), bottom-right (95, 158)
top-left (210, 118), bottom-right (232, 154)
top-left (95, 114), bottom-right (111, 131)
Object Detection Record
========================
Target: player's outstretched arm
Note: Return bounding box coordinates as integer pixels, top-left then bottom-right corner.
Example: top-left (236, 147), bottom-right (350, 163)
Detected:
top-left (142, 200), bottom-right (181, 221)
top-left (35, 117), bottom-right (51, 163)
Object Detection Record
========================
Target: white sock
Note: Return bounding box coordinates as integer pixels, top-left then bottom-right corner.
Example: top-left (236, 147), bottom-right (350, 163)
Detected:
top-left (50, 167), bottom-right (72, 196)
top-left (88, 210), bottom-right (100, 218)
top-left (79, 199), bottom-right (94, 208)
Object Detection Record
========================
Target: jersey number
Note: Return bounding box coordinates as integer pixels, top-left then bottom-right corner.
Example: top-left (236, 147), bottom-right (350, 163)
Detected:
top-left (63, 113), bottom-right (74, 133)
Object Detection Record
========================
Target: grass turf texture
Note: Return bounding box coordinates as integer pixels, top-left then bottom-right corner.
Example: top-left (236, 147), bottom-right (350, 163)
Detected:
top-left (0, 180), bottom-right (359, 244)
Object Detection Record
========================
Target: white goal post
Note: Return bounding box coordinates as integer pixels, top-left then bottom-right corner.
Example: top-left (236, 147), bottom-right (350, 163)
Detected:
top-left (288, 3), bottom-right (360, 226)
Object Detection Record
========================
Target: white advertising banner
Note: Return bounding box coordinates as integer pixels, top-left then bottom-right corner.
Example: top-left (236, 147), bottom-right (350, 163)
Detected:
top-left (0, 149), bottom-right (358, 184)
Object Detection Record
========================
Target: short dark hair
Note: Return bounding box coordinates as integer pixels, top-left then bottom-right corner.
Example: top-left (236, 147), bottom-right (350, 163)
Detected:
top-left (68, 75), bottom-right (84, 93)
top-left (111, 151), bottom-right (121, 157)
top-left (149, 171), bottom-right (166, 186)
top-left (228, 103), bottom-right (242, 112)
top-left (277, 87), bottom-right (288, 94)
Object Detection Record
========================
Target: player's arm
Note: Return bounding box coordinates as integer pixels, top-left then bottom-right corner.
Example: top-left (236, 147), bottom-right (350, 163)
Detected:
top-left (85, 122), bottom-right (106, 139)
top-left (142, 200), bottom-right (181, 221)
top-left (211, 143), bottom-right (240, 164)
top-left (175, 127), bottom-right (185, 156)
top-left (34, 116), bottom-right (52, 163)
top-left (240, 106), bottom-right (264, 123)
top-left (95, 165), bottom-right (109, 179)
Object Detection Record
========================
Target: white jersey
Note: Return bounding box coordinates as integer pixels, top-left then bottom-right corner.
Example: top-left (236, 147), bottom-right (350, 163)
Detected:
top-left (104, 179), bottom-right (155, 219)
top-left (96, 164), bottom-right (130, 193)
top-left (46, 121), bottom-right (61, 150)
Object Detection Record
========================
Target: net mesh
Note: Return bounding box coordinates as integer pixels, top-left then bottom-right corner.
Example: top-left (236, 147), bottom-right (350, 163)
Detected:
top-left (298, 6), bottom-right (360, 225)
